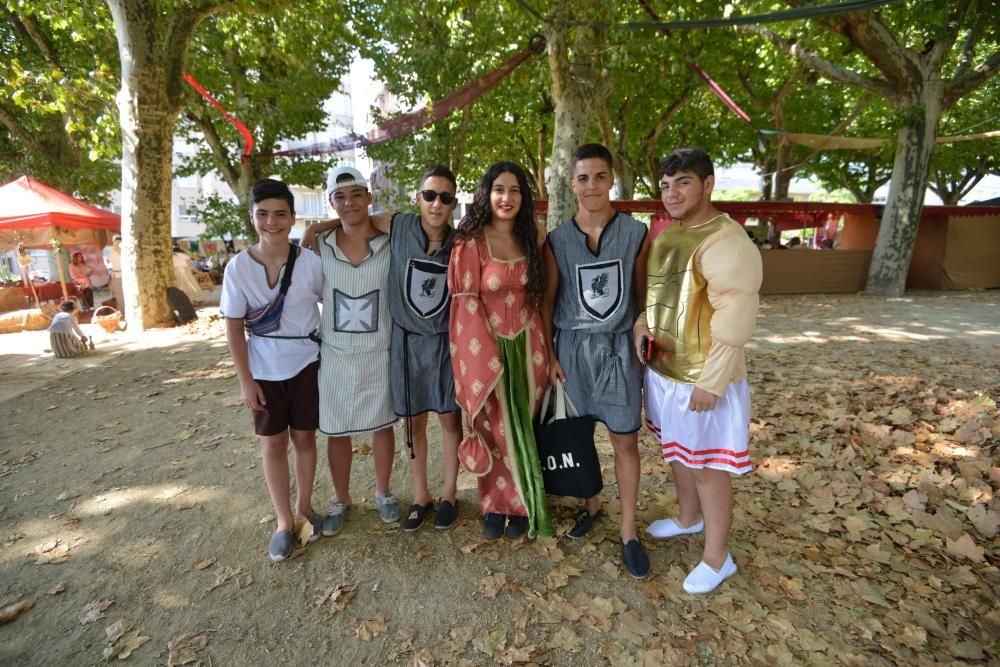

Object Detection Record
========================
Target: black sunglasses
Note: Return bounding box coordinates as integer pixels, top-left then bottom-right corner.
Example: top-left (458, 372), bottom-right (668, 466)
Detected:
top-left (419, 189), bottom-right (456, 205)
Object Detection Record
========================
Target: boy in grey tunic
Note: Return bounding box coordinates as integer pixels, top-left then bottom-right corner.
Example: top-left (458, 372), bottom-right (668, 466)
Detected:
top-left (386, 211), bottom-right (458, 417)
top-left (542, 144), bottom-right (650, 579)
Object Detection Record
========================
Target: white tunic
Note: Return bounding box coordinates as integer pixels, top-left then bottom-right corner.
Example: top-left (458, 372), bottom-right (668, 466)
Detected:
top-left (317, 228), bottom-right (397, 436)
top-left (220, 247), bottom-right (323, 381)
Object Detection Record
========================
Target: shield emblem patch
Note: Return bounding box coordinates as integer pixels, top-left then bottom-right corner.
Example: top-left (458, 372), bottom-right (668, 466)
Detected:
top-left (334, 289), bottom-right (380, 333)
top-left (576, 260), bottom-right (622, 321)
top-left (406, 259), bottom-right (449, 318)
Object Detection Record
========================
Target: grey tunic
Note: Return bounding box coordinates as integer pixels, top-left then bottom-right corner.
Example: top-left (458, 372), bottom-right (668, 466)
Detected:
top-left (548, 213), bottom-right (647, 433)
top-left (386, 213), bottom-right (459, 416)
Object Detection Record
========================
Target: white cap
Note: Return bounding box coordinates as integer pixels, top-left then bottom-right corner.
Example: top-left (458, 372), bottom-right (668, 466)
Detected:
top-left (328, 165), bottom-right (369, 194)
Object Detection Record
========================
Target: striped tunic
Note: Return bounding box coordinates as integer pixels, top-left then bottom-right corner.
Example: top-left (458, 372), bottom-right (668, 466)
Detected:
top-left (386, 213), bottom-right (458, 416)
top-left (317, 227), bottom-right (397, 436)
top-left (548, 213), bottom-right (647, 433)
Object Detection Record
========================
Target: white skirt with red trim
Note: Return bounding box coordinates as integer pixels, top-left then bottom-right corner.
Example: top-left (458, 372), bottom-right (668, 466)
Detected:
top-left (644, 370), bottom-right (752, 475)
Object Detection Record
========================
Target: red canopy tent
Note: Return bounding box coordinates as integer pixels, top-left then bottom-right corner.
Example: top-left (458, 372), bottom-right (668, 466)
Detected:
top-left (0, 175), bottom-right (120, 250)
top-left (0, 176), bottom-right (120, 303)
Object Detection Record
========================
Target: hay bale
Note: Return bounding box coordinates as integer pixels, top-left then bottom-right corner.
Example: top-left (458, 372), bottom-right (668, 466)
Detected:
top-left (0, 311), bottom-right (24, 334)
top-left (22, 310), bottom-right (52, 331)
top-left (0, 287), bottom-right (26, 313)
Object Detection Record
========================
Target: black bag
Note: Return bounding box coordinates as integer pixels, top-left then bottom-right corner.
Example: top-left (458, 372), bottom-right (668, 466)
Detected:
top-left (534, 380), bottom-right (602, 499)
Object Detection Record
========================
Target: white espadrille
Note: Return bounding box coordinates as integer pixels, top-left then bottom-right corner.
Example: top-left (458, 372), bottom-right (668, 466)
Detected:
top-left (645, 517), bottom-right (704, 539)
top-left (682, 554), bottom-right (737, 594)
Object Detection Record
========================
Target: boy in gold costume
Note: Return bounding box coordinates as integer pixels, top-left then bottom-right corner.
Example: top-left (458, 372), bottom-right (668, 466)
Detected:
top-left (634, 148), bottom-right (762, 594)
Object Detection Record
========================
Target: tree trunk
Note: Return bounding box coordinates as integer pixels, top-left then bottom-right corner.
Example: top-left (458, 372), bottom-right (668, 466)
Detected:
top-left (543, 1), bottom-right (606, 229)
top-left (614, 163), bottom-right (635, 200)
top-left (110, 1), bottom-right (228, 326)
top-left (535, 124), bottom-right (548, 199)
top-left (544, 19), bottom-right (586, 228)
top-left (110, 1), bottom-right (181, 328)
top-left (865, 83), bottom-right (944, 296)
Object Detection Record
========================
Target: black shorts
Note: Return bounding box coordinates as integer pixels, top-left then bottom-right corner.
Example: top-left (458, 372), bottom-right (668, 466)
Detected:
top-left (253, 361), bottom-right (320, 436)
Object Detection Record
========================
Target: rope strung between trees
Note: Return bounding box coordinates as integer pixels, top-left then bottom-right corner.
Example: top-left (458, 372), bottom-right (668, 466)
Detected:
top-left (513, 0), bottom-right (909, 31)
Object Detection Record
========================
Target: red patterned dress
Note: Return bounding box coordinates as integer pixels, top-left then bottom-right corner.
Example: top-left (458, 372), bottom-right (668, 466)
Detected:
top-left (448, 234), bottom-right (553, 538)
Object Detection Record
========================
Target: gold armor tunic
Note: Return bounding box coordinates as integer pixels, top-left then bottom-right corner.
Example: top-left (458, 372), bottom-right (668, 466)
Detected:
top-left (644, 214), bottom-right (762, 395)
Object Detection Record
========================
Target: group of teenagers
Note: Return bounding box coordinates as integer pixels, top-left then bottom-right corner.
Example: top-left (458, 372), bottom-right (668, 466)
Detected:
top-left (220, 144), bottom-right (762, 595)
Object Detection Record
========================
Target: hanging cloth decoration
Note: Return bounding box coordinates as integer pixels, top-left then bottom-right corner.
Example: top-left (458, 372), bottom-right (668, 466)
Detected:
top-left (269, 35), bottom-right (546, 158)
top-left (183, 72), bottom-right (255, 162)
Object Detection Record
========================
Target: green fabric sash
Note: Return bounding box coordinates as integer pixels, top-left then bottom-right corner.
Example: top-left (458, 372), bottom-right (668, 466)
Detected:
top-left (498, 331), bottom-right (553, 538)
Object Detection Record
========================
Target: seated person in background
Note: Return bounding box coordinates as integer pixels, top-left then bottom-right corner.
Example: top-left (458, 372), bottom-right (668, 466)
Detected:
top-left (68, 251), bottom-right (94, 309)
top-left (820, 238), bottom-right (835, 250)
top-left (172, 243), bottom-right (202, 300)
top-left (48, 300), bottom-right (89, 358)
top-left (787, 236), bottom-right (804, 249)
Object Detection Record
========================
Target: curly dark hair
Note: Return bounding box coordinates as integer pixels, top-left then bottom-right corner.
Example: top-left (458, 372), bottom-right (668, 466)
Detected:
top-left (456, 161), bottom-right (543, 308)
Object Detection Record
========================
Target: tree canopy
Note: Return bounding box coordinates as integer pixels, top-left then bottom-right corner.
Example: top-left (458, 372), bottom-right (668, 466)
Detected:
top-left (0, 1), bottom-right (119, 203)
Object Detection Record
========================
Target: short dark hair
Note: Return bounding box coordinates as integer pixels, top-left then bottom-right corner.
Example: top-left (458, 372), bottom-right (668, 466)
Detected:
top-left (659, 148), bottom-right (714, 181)
top-left (421, 164), bottom-right (457, 191)
top-left (250, 178), bottom-right (295, 214)
top-left (60, 300), bottom-right (76, 312)
top-left (572, 143), bottom-right (614, 173)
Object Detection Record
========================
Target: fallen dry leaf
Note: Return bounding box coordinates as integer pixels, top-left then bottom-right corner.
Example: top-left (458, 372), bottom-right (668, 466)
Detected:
top-left (295, 517), bottom-right (314, 547)
top-left (79, 599), bottom-right (114, 625)
top-left (34, 539), bottom-right (70, 564)
top-left (479, 572), bottom-right (507, 598)
top-left (105, 619), bottom-right (127, 644)
top-left (167, 633), bottom-right (208, 666)
top-left (317, 583), bottom-right (357, 612)
top-left (114, 632), bottom-right (151, 660)
top-left (194, 557), bottom-right (216, 570)
top-left (411, 542), bottom-right (433, 561)
top-left (617, 609), bottom-right (658, 645)
top-left (547, 626), bottom-right (583, 653)
top-left (0, 596), bottom-right (36, 625)
top-left (946, 533), bottom-right (986, 562)
top-left (47, 582), bottom-right (65, 595)
top-left (208, 566), bottom-right (241, 591)
top-left (354, 613), bottom-right (388, 641)
top-left (412, 647), bottom-right (434, 666)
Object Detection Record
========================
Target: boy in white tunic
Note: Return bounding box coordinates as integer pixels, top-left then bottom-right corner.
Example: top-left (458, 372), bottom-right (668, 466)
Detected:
top-left (220, 179), bottom-right (324, 561)
top-left (634, 148), bottom-right (762, 594)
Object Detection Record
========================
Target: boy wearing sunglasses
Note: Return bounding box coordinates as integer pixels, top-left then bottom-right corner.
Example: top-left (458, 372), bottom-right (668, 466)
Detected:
top-left (303, 165), bottom-right (463, 532)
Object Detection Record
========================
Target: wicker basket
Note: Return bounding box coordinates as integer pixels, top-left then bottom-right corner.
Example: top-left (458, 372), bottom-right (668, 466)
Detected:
top-left (93, 306), bottom-right (124, 333)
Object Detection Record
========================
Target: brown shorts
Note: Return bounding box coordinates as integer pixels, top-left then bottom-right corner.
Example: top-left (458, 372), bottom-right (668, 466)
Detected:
top-left (253, 361), bottom-right (320, 436)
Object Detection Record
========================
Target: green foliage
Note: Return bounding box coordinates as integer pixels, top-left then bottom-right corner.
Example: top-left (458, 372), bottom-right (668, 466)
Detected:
top-left (190, 193), bottom-right (251, 241)
top-left (177, 3), bottom-right (353, 198)
top-left (0, 0), bottom-right (120, 202)
top-left (349, 0), bottom-right (548, 192)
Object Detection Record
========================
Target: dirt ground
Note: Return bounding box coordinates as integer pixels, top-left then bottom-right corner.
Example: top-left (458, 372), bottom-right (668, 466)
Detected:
top-left (0, 291), bottom-right (997, 665)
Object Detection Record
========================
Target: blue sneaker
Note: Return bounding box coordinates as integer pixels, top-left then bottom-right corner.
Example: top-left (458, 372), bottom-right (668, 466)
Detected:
top-left (322, 501), bottom-right (350, 536)
top-left (268, 530), bottom-right (294, 561)
top-left (375, 493), bottom-right (401, 523)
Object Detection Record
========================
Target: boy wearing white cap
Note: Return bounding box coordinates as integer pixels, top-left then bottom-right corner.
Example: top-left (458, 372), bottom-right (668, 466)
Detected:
top-left (316, 166), bottom-right (400, 535)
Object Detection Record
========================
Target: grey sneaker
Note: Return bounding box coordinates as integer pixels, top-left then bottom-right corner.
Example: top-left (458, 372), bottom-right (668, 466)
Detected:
top-left (268, 530), bottom-right (294, 561)
top-left (322, 501), bottom-right (350, 536)
top-left (375, 493), bottom-right (401, 523)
